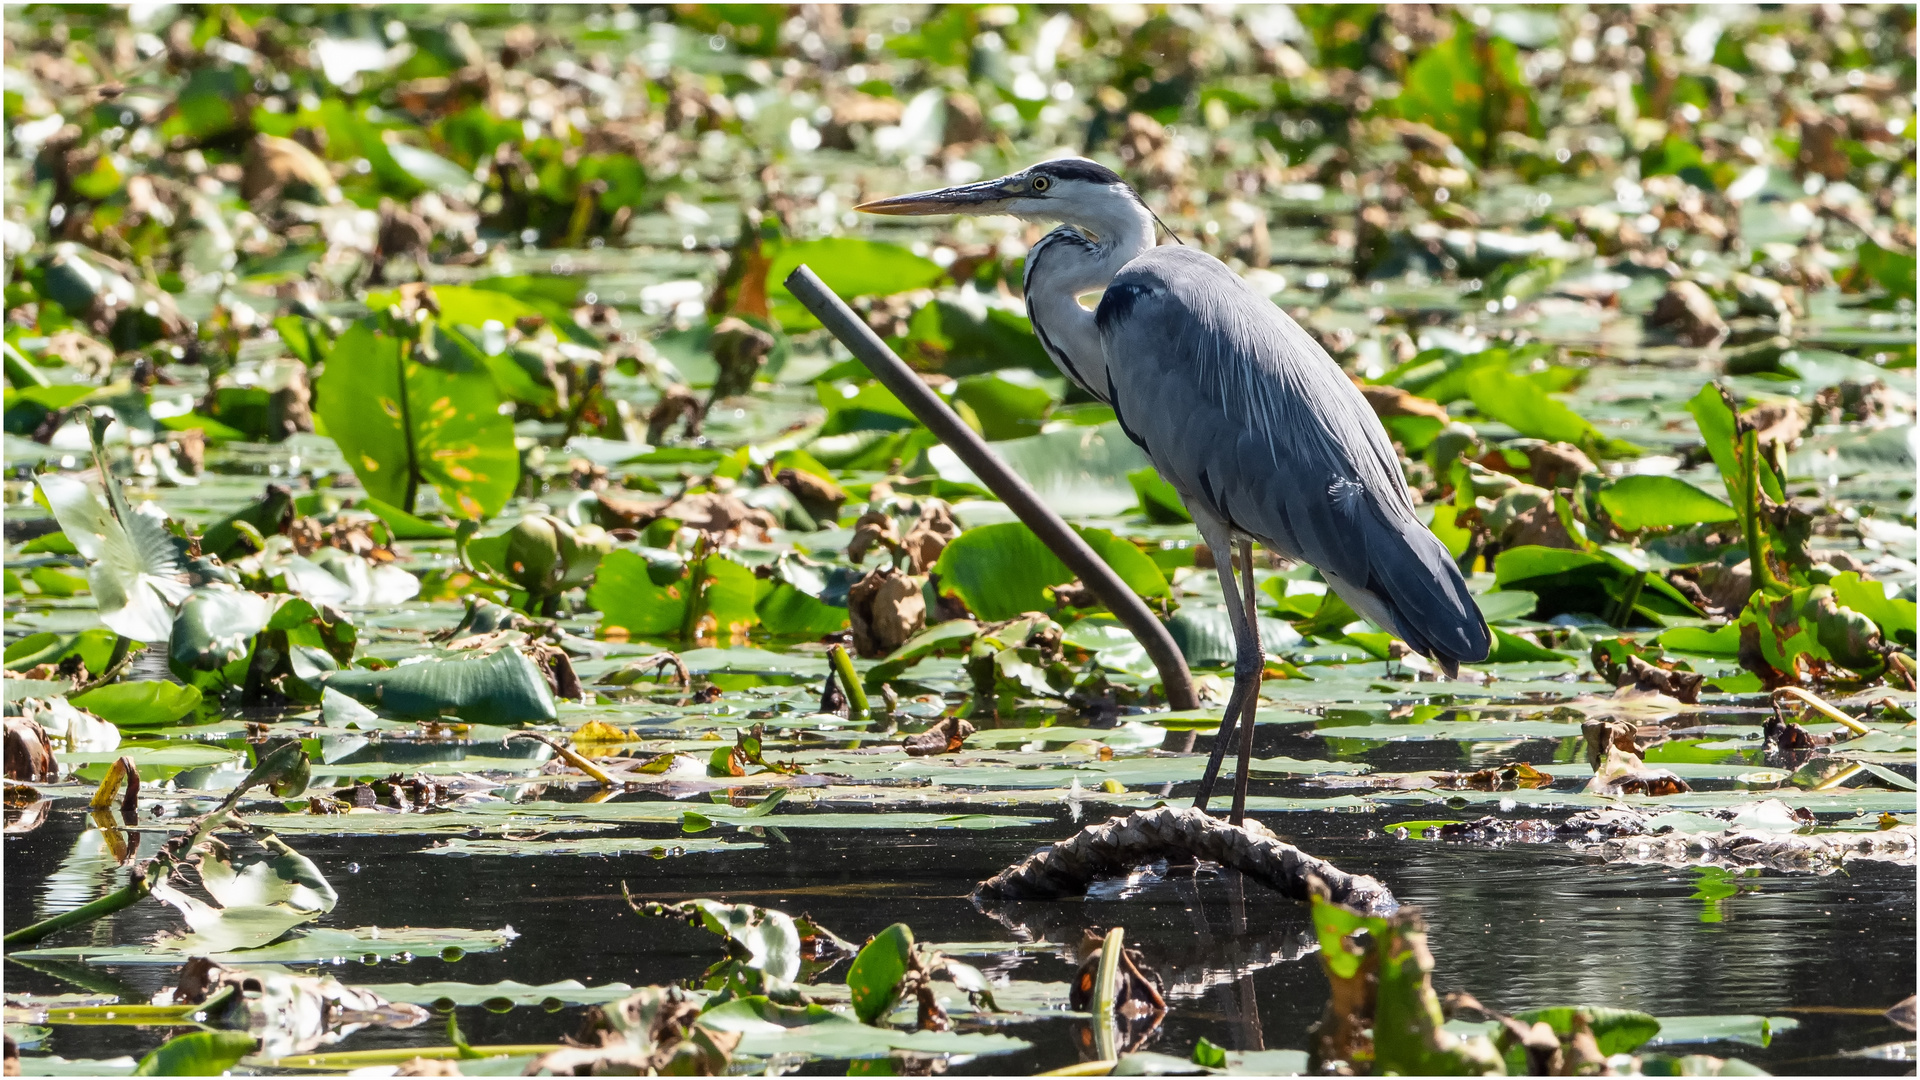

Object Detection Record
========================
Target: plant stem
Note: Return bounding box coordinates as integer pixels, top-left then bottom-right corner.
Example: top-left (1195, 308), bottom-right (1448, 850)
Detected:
top-left (1772, 686), bottom-right (1870, 735)
top-left (4, 870), bottom-right (152, 947)
top-left (42, 985), bottom-right (236, 1025)
top-left (397, 337), bottom-right (421, 514)
top-left (1741, 429), bottom-right (1777, 591)
top-left (509, 732), bottom-right (615, 786)
top-left (562, 362), bottom-right (601, 441)
top-left (70, 635), bottom-right (133, 695)
top-left (828, 644), bottom-right (870, 724)
top-left (1610, 571), bottom-right (1647, 628)
top-left (679, 544), bottom-right (710, 646)
top-left (1091, 926), bottom-right (1125, 1062)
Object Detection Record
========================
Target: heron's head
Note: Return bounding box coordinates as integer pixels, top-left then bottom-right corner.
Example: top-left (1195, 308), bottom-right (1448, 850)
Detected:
top-left (857, 158), bottom-right (1141, 227)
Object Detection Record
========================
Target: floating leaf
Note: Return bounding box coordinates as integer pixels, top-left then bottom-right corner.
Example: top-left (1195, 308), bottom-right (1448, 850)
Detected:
top-left (426, 836), bottom-right (762, 858)
top-left (323, 648), bottom-right (556, 724)
top-left (950, 370), bottom-right (1059, 441)
top-left (1512, 1006), bottom-right (1661, 1056)
top-left (130, 1032), bottom-right (257, 1077)
top-left (68, 681), bottom-right (202, 728)
top-left (930, 422), bottom-right (1153, 517)
top-left (933, 522), bottom-right (1167, 621)
top-left (698, 996), bottom-right (1029, 1059)
top-left (358, 980), bottom-right (640, 1008)
top-left (1467, 368), bottom-right (1635, 458)
top-left (1648, 1015), bottom-right (1799, 1049)
top-left (16, 926), bottom-right (517, 965)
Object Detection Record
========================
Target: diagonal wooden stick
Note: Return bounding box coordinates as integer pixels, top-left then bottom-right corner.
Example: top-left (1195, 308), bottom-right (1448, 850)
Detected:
top-left (785, 265), bottom-right (1198, 713)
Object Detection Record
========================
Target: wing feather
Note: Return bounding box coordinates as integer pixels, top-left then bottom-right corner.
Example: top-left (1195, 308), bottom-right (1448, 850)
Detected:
top-left (1097, 247), bottom-right (1489, 667)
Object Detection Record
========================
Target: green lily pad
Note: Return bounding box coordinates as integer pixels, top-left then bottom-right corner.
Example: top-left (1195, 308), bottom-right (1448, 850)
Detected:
top-left (1648, 1015), bottom-right (1800, 1049)
top-left (424, 836), bottom-right (763, 857)
top-left (68, 682), bottom-right (202, 728)
top-left (16, 926), bottom-right (517, 965)
top-left (322, 648), bottom-right (556, 725)
top-left (355, 979), bottom-right (640, 1009)
top-left (698, 996), bottom-right (1029, 1059)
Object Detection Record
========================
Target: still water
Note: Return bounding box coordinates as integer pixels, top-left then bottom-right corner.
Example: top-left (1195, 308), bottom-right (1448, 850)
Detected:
top-left (6, 779), bottom-right (1912, 1075)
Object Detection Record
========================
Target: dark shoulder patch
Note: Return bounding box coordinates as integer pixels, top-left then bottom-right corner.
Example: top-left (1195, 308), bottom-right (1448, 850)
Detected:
top-left (1032, 158), bottom-right (1125, 185)
top-left (1094, 279), bottom-right (1150, 334)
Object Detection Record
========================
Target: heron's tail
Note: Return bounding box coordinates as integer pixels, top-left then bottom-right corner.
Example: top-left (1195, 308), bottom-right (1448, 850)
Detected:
top-left (1353, 504), bottom-right (1491, 678)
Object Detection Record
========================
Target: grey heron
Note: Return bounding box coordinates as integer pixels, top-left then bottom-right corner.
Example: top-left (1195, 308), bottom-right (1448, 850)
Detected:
top-left (859, 158), bottom-right (1491, 824)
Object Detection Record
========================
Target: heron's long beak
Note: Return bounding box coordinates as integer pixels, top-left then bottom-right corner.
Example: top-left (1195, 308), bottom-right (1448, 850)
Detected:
top-left (856, 177), bottom-right (1020, 216)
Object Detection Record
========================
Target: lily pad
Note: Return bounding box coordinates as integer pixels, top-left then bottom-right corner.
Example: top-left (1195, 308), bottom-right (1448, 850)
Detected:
top-left (698, 996), bottom-right (1030, 1059)
top-left (16, 926), bottom-right (518, 965)
top-left (68, 682), bottom-right (202, 728)
top-left (425, 836), bottom-right (763, 858)
top-left (322, 648), bottom-right (556, 725)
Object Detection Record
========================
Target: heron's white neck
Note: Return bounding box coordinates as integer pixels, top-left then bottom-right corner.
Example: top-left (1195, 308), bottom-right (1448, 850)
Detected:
top-left (1023, 194), bottom-right (1156, 402)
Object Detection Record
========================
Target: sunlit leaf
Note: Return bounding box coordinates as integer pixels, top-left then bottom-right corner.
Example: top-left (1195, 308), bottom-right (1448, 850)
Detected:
top-left (69, 681), bottom-right (202, 728)
top-left (313, 322), bottom-right (518, 520)
top-left (1599, 476), bottom-right (1738, 532)
top-left (932, 522), bottom-right (1166, 621)
top-left (130, 1032), bottom-right (257, 1077)
top-left (37, 474), bottom-right (190, 641)
top-left (929, 422), bottom-right (1153, 517)
top-left (323, 648), bottom-right (557, 724)
top-left (767, 239), bottom-right (946, 329)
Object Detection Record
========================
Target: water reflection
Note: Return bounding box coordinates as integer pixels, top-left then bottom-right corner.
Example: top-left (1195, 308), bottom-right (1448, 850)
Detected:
top-left (5, 807), bottom-right (1913, 1075)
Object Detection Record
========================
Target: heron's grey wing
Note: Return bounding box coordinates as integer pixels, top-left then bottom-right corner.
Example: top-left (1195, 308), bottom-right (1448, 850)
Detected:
top-left (1096, 247), bottom-right (1489, 669)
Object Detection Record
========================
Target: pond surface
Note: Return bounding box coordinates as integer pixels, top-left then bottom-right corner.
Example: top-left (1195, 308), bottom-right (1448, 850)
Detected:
top-left (5, 4), bottom-right (1917, 1075)
top-left (7, 726), bottom-right (1915, 1074)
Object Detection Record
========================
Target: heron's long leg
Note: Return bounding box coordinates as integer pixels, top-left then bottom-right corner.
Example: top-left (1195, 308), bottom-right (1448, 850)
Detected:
top-left (1229, 539), bottom-right (1263, 825)
top-left (1192, 521), bottom-right (1261, 815)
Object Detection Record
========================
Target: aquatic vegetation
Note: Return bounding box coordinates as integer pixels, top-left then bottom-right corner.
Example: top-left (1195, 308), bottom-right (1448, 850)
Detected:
top-left (4, 3), bottom-right (1915, 1076)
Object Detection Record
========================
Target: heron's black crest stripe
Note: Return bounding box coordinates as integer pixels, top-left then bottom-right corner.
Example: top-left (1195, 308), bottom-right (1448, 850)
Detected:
top-left (1030, 158), bottom-right (1126, 185)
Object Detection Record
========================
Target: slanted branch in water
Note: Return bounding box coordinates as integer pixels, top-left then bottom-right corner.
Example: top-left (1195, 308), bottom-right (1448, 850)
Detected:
top-left (972, 806), bottom-right (1397, 915)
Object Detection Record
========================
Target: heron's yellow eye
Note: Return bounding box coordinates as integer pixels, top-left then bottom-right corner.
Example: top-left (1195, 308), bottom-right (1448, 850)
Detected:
top-left (1031, 176), bottom-right (1051, 192)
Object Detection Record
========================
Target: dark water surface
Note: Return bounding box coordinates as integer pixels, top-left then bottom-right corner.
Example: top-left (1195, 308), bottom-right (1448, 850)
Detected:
top-left (7, 786), bottom-right (1913, 1075)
